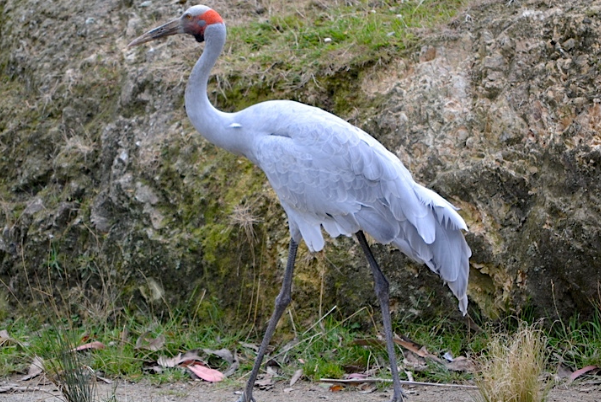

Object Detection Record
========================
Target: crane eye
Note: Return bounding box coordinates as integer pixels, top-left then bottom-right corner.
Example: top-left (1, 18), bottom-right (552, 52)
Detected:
top-left (184, 13), bottom-right (192, 20)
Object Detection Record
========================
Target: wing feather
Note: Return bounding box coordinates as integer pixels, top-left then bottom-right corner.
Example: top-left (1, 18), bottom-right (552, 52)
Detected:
top-left (248, 101), bottom-right (470, 313)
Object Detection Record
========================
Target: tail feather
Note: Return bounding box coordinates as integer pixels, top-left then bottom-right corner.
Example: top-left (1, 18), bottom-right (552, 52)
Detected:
top-left (413, 185), bottom-right (467, 231)
top-left (425, 222), bottom-right (471, 315)
top-left (390, 186), bottom-right (471, 315)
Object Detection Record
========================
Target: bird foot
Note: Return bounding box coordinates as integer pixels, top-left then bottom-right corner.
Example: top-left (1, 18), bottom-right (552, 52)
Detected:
top-left (389, 394), bottom-right (405, 402)
top-left (389, 386), bottom-right (407, 402)
top-left (235, 393), bottom-right (256, 402)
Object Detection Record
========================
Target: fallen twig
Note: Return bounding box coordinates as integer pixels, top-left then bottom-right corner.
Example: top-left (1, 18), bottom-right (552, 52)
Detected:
top-left (320, 378), bottom-right (478, 389)
top-left (0, 384), bottom-right (43, 393)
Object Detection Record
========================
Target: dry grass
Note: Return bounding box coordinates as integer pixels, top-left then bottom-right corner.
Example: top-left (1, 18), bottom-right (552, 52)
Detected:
top-left (229, 203), bottom-right (262, 244)
top-left (476, 324), bottom-right (550, 402)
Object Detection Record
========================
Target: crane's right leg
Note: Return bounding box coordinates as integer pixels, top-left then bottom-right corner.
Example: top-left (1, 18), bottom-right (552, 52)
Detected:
top-left (356, 231), bottom-right (405, 402)
top-left (237, 238), bottom-right (299, 402)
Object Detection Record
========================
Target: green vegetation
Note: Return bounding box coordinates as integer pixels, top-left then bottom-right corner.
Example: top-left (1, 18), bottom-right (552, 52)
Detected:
top-left (2, 305), bottom-right (601, 393)
top-left (219, 0), bottom-right (467, 112)
top-left (42, 330), bottom-right (98, 402)
top-left (548, 310), bottom-right (601, 370)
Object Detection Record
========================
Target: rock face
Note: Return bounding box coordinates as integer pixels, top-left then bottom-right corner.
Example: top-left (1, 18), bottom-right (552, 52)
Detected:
top-left (0, 0), bottom-right (599, 324)
top-left (373, 0), bottom-right (601, 319)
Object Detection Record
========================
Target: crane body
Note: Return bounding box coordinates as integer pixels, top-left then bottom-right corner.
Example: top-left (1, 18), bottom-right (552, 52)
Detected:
top-left (129, 5), bottom-right (471, 402)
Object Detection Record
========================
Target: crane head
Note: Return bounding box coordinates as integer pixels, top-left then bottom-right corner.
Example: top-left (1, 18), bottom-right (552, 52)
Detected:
top-left (128, 5), bottom-right (223, 47)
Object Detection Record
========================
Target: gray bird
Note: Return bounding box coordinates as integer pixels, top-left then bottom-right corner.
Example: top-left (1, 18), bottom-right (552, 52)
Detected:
top-left (129, 5), bottom-right (471, 402)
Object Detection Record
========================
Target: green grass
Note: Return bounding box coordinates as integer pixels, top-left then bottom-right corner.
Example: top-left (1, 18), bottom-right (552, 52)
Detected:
top-left (0, 310), bottom-right (243, 380)
top-left (42, 330), bottom-right (98, 402)
top-left (230, 0), bottom-right (466, 61)
top-left (291, 315), bottom-right (376, 380)
top-left (2, 306), bottom-right (601, 392)
top-left (219, 0), bottom-right (467, 110)
top-left (547, 308), bottom-right (601, 370)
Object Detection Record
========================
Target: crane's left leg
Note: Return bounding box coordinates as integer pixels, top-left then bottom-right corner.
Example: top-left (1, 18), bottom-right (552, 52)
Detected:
top-left (356, 231), bottom-right (405, 402)
top-left (238, 238), bottom-right (299, 402)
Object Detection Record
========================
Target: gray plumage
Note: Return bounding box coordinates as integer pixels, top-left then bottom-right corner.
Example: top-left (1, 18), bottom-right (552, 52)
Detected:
top-left (240, 100), bottom-right (470, 313)
top-left (129, 5), bottom-right (471, 402)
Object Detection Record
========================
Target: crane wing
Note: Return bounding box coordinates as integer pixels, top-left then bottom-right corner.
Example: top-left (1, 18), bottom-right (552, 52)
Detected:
top-left (248, 101), bottom-right (470, 312)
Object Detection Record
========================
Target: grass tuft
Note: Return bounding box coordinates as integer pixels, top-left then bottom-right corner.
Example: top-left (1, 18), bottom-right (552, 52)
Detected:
top-left (548, 307), bottom-right (601, 370)
top-left (42, 330), bottom-right (97, 402)
top-left (476, 323), bottom-right (549, 402)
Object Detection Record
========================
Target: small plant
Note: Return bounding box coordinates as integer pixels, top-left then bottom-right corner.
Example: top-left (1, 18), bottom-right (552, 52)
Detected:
top-left (42, 330), bottom-right (97, 402)
top-left (289, 310), bottom-right (383, 381)
top-left (548, 306), bottom-right (601, 370)
top-left (476, 323), bottom-right (549, 402)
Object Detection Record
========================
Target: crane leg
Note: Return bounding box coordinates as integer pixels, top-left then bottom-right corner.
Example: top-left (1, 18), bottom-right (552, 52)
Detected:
top-left (238, 238), bottom-right (299, 402)
top-left (356, 231), bottom-right (405, 402)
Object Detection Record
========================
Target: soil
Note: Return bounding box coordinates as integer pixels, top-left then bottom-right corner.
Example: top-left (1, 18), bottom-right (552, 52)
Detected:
top-left (1, 376), bottom-right (600, 402)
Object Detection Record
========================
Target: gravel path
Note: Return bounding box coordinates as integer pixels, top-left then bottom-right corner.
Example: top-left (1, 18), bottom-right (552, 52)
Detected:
top-left (2, 376), bottom-right (600, 402)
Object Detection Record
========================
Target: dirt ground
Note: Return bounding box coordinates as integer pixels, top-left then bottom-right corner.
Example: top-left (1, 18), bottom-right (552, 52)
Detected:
top-left (1, 376), bottom-right (600, 402)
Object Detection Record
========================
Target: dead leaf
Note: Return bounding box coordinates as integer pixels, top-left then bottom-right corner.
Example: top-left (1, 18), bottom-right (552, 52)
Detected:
top-left (20, 356), bottom-right (44, 381)
top-left (153, 350), bottom-right (226, 383)
top-left (203, 348), bottom-right (234, 364)
top-left (73, 341), bottom-right (105, 352)
top-left (403, 351), bottom-right (428, 371)
top-left (346, 373), bottom-right (368, 380)
top-left (177, 350), bottom-right (205, 365)
top-left (0, 329), bottom-right (22, 348)
top-left (290, 368), bottom-right (303, 386)
top-left (239, 342), bottom-right (259, 352)
top-left (395, 336), bottom-right (447, 365)
top-left (569, 365), bottom-right (599, 383)
top-left (340, 372), bottom-right (375, 386)
top-left (255, 375), bottom-right (275, 390)
top-left (158, 350), bottom-right (203, 368)
top-left (445, 356), bottom-right (476, 373)
top-left (394, 337), bottom-right (427, 357)
top-left (187, 362), bottom-right (224, 382)
top-left (142, 362), bottom-right (163, 374)
top-left (556, 363), bottom-right (573, 380)
top-left (278, 338), bottom-right (300, 355)
top-left (222, 351), bottom-right (239, 377)
top-left (358, 383), bottom-right (376, 393)
top-left (96, 374), bottom-right (112, 384)
top-left (157, 354), bottom-right (180, 368)
top-left (135, 331), bottom-right (165, 351)
top-left (329, 384), bottom-right (344, 392)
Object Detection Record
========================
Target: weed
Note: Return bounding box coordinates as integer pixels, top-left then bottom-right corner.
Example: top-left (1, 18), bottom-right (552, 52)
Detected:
top-left (41, 330), bottom-right (97, 402)
top-left (475, 323), bottom-right (550, 402)
top-left (547, 306), bottom-right (601, 370)
top-left (280, 310), bottom-right (388, 381)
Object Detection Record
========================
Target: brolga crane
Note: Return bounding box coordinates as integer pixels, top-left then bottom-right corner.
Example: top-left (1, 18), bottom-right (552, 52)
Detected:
top-left (129, 5), bottom-right (471, 402)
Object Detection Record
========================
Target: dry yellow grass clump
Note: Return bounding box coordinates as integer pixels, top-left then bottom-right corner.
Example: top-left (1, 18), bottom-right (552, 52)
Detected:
top-left (476, 324), bottom-right (550, 402)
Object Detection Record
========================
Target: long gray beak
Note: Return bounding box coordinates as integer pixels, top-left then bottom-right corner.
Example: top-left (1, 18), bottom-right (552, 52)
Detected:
top-left (128, 18), bottom-right (182, 47)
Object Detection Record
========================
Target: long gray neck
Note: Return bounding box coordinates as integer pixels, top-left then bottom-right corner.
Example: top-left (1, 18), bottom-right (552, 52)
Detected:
top-left (184, 23), bottom-right (240, 154)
